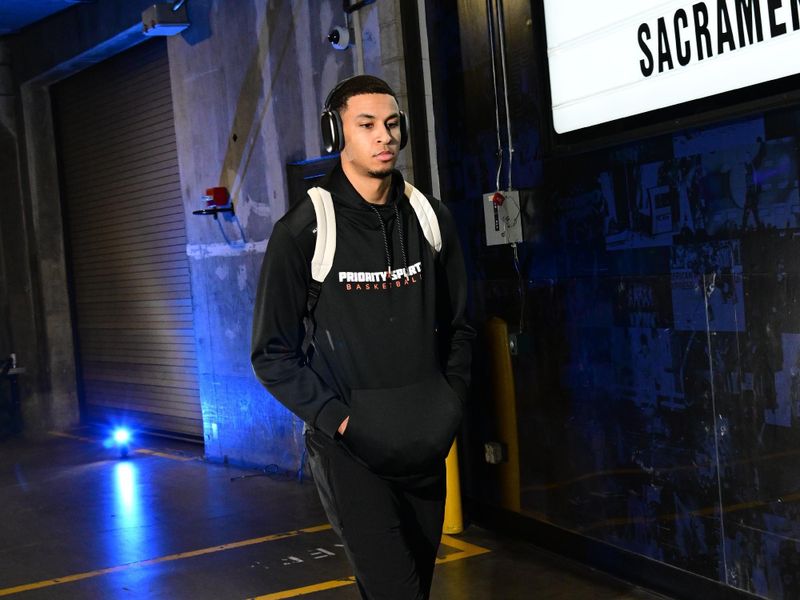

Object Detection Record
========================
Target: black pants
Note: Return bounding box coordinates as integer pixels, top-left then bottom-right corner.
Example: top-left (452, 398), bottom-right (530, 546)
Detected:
top-left (306, 430), bottom-right (446, 600)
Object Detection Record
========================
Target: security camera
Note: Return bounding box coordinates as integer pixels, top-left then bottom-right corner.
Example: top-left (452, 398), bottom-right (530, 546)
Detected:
top-left (328, 26), bottom-right (351, 51)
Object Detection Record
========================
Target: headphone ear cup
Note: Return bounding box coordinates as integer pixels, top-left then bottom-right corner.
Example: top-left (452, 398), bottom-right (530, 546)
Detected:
top-left (399, 111), bottom-right (408, 150)
top-left (332, 110), bottom-right (344, 152)
top-left (320, 110), bottom-right (340, 154)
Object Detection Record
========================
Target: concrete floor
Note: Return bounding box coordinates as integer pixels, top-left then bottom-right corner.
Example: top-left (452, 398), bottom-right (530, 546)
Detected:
top-left (0, 430), bottom-right (669, 599)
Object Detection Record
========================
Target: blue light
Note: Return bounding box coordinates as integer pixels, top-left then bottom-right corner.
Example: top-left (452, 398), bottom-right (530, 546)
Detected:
top-left (111, 462), bottom-right (145, 565)
top-left (113, 428), bottom-right (131, 445)
top-left (114, 462), bottom-right (137, 512)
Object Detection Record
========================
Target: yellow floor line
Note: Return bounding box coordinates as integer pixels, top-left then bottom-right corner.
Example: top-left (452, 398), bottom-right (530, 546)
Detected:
top-left (436, 534), bottom-right (492, 563)
top-left (250, 577), bottom-right (358, 600)
top-left (0, 525), bottom-right (331, 597)
top-left (48, 431), bottom-right (94, 443)
top-left (38, 431), bottom-right (492, 599)
top-left (248, 535), bottom-right (491, 599)
top-left (130, 447), bottom-right (196, 461)
top-left (48, 431), bottom-right (195, 462)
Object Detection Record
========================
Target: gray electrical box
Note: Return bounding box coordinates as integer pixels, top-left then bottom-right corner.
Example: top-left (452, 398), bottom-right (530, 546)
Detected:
top-left (483, 190), bottom-right (523, 246)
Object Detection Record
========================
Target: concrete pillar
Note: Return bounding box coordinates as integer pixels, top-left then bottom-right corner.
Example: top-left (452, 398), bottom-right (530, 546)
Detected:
top-left (18, 81), bottom-right (80, 434)
top-left (1, 40), bottom-right (79, 436)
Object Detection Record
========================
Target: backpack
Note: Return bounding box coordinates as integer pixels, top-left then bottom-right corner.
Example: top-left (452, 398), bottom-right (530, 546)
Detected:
top-left (301, 182), bottom-right (442, 356)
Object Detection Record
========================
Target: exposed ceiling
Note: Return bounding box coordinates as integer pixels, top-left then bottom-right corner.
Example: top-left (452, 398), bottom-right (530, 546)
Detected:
top-left (0, 0), bottom-right (94, 36)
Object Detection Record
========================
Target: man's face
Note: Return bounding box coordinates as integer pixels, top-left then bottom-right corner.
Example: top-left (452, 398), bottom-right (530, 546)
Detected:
top-left (339, 93), bottom-right (401, 179)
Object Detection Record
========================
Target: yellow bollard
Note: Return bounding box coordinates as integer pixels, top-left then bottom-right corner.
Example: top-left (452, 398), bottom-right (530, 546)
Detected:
top-left (443, 439), bottom-right (463, 534)
top-left (485, 316), bottom-right (521, 513)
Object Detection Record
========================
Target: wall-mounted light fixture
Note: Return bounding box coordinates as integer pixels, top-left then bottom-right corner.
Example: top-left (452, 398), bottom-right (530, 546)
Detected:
top-left (142, 2), bottom-right (190, 36)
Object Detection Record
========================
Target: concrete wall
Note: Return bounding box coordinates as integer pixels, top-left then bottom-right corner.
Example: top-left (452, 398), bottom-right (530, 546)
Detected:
top-left (4, 0), bottom-right (411, 466)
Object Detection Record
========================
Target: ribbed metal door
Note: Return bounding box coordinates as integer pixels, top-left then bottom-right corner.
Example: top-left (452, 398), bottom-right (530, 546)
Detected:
top-left (53, 39), bottom-right (202, 438)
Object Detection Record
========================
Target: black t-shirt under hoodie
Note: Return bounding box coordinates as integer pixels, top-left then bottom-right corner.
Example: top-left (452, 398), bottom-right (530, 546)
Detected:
top-left (251, 163), bottom-right (474, 479)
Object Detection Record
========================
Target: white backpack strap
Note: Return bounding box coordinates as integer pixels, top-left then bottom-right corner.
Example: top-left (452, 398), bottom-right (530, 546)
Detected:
top-left (404, 182), bottom-right (442, 254)
top-left (307, 187), bottom-right (336, 283)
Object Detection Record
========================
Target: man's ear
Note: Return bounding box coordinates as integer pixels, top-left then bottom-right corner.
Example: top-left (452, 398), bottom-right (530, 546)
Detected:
top-left (341, 144), bottom-right (353, 162)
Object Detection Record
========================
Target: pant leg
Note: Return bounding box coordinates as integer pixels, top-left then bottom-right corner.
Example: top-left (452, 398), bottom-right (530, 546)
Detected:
top-left (305, 430), bottom-right (443, 600)
top-left (397, 475), bottom-right (446, 599)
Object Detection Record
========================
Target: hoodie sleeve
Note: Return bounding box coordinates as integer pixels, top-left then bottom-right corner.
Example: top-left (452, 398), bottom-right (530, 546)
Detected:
top-left (434, 201), bottom-right (476, 405)
top-left (250, 220), bottom-right (350, 439)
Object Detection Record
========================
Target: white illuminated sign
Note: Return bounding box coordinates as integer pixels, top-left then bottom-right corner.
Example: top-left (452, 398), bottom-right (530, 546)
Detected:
top-left (543, 0), bottom-right (800, 133)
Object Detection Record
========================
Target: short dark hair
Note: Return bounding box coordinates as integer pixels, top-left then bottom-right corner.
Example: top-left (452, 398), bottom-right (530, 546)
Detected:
top-left (326, 75), bottom-right (397, 114)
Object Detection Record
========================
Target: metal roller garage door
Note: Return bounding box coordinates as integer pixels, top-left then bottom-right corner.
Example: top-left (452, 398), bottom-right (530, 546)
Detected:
top-left (53, 39), bottom-right (202, 438)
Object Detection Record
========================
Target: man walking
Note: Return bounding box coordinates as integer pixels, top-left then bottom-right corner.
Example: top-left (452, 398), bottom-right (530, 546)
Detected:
top-left (251, 75), bottom-right (474, 599)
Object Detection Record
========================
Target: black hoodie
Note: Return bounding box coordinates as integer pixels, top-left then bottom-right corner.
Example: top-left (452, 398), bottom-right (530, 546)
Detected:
top-left (251, 164), bottom-right (475, 477)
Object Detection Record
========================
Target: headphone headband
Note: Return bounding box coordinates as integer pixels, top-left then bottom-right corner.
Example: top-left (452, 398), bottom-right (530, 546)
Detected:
top-left (324, 74), bottom-right (397, 111)
top-left (324, 77), bottom-right (352, 111)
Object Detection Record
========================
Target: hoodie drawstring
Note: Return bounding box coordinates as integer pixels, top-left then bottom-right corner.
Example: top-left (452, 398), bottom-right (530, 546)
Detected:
top-left (393, 202), bottom-right (408, 274)
top-left (368, 203), bottom-right (408, 278)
